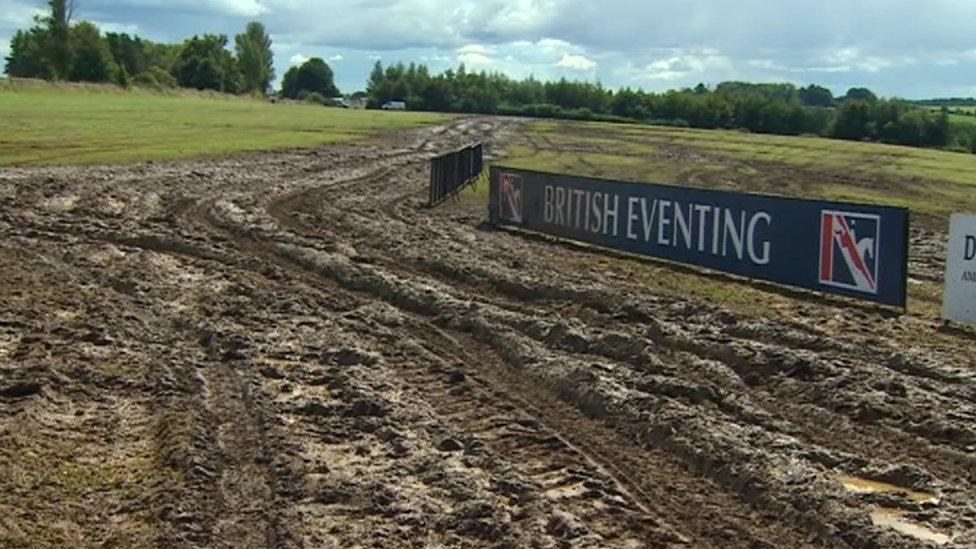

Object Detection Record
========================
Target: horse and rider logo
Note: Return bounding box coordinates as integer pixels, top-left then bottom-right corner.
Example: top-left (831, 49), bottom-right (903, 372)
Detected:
top-left (499, 172), bottom-right (523, 223)
top-left (819, 210), bottom-right (881, 294)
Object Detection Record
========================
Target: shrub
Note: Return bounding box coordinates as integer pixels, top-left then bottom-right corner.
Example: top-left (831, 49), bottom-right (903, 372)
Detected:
top-left (133, 66), bottom-right (177, 89)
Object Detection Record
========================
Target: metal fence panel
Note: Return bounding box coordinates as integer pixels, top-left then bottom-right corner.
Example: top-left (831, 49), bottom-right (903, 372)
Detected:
top-left (428, 142), bottom-right (485, 207)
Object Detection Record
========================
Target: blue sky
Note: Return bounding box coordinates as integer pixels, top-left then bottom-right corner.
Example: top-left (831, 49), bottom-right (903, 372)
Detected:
top-left (2, 0), bottom-right (975, 99)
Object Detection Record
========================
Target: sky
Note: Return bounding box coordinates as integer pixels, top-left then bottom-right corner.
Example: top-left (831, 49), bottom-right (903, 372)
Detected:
top-left (1, 0), bottom-right (975, 99)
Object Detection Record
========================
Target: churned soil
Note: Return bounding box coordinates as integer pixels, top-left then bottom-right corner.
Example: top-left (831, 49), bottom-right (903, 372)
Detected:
top-left (1, 116), bottom-right (974, 547)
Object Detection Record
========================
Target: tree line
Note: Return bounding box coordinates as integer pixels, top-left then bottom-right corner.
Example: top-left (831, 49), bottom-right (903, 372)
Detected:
top-left (4, 1), bottom-right (974, 153)
top-left (3, 0), bottom-right (284, 96)
top-left (366, 61), bottom-right (971, 151)
top-left (4, 1), bottom-right (343, 100)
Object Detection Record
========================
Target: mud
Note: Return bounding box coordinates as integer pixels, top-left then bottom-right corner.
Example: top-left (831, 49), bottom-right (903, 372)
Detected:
top-left (1, 116), bottom-right (974, 547)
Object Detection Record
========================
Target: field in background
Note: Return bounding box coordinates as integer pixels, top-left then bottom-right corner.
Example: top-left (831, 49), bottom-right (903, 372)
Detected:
top-left (492, 119), bottom-right (976, 221)
top-left (462, 119), bottom-right (976, 317)
top-left (0, 79), bottom-right (446, 165)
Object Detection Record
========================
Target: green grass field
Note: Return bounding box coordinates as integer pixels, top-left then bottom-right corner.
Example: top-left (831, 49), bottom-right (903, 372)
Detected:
top-left (0, 79), bottom-right (447, 165)
top-left (948, 113), bottom-right (976, 126)
top-left (927, 105), bottom-right (976, 114)
top-left (460, 118), bottom-right (976, 316)
top-left (489, 119), bottom-right (976, 221)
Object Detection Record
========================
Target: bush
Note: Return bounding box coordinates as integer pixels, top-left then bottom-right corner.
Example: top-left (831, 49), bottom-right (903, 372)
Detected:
top-left (133, 66), bottom-right (177, 88)
top-left (301, 91), bottom-right (327, 105)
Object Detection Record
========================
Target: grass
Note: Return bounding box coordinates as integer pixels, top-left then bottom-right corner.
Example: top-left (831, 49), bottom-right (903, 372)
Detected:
top-left (475, 118), bottom-right (976, 318)
top-left (948, 113), bottom-right (976, 126)
top-left (927, 105), bottom-right (976, 115)
top-left (0, 79), bottom-right (447, 165)
top-left (497, 119), bottom-right (976, 221)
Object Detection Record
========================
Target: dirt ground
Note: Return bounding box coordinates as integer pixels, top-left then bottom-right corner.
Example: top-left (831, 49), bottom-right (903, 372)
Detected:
top-left (1, 116), bottom-right (974, 548)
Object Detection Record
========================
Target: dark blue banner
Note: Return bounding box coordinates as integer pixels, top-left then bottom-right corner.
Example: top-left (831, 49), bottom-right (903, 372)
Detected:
top-left (489, 167), bottom-right (908, 307)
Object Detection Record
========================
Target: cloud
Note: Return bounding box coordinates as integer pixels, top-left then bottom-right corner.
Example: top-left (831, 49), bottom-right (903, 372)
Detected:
top-left (637, 48), bottom-right (733, 81)
top-left (329, 54), bottom-right (343, 62)
top-left (0, 1), bottom-right (43, 27)
top-left (3, 0), bottom-right (976, 98)
top-left (458, 51), bottom-right (496, 66)
top-left (93, 20), bottom-right (141, 35)
top-left (117, 0), bottom-right (267, 17)
top-left (457, 43), bottom-right (496, 66)
top-left (289, 54), bottom-right (308, 65)
top-left (556, 53), bottom-right (596, 70)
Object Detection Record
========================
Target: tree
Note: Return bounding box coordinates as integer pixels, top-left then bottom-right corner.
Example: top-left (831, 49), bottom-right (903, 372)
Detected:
top-left (799, 84), bottom-right (834, 107)
top-left (366, 60), bottom-right (385, 94)
top-left (234, 21), bottom-right (274, 94)
top-left (280, 57), bottom-right (339, 99)
top-left (4, 27), bottom-right (51, 78)
top-left (68, 21), bottom-right (117, 82)
top-left (45, 0), bottom-right (74, 79)
top-left (832, 100), bottom-right (873, 140)
top-left (106, 32), bottom-right (149, 77)
top-left (172, 34), bottom-right (242, 93)
top-left (844, 87), bottom-right (877, 102)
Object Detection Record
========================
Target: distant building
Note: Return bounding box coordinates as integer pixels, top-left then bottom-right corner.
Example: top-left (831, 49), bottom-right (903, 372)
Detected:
top-left (381, 101), bottom-right (406, 111)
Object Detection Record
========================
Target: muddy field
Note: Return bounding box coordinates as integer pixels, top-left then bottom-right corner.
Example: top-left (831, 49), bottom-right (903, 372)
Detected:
top-left (1, 117), bottom-right (974, 547)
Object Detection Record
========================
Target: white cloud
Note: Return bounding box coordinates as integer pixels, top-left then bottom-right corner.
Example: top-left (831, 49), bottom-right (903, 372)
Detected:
top-left (289, 54), bottom-right (309, 65)
top-left (458, 51), bottom-right (495, 66)
top-left (4, 0), bottom-right (976, 98)
top-left (137, 0), bottom-right (266, 17)
top-left (819, 47), bottom-right (918, 73)
top-left (458, 44), bottom-right (494, 56)
top-left (457, 43), bottom-right (496, 66)
top-left (329, 54), bottom-right (343, 62)
top-left (556, 53), bottom-right (596, 70)
top-left (0, 1), bottom-right (42, 27)
top-left (92, 20), bottom-right (141, 35)
top-left (216, 0), bottom-right (266, 16)
top-left (639, 48), bottom-right (733, 81)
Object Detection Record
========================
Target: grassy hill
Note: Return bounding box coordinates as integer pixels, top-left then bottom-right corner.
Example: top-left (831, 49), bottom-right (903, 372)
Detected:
top-left (0, 79), bottom-right (447, 166)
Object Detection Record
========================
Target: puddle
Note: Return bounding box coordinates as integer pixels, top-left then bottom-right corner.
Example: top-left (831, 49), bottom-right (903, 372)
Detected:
top-left (871, 508), bottom-right (953, 546)
top-left (838, 476), bottom-right (952, 545)
top-left (837, 475), bottom-right (938, 504)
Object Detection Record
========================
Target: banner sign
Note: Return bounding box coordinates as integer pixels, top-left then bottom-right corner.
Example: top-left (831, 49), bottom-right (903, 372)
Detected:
top-left (942, 213), bottom-right (976, 325)
top-left (489, 167), bottom-right (909, 307)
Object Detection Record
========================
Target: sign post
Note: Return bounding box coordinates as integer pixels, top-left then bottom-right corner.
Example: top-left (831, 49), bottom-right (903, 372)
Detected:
top-left (941, 213), bottom-right (976, 325)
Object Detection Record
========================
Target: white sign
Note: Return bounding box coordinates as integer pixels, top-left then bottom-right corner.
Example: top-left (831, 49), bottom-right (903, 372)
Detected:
top-left (942, 213), bottom-right (976, 325)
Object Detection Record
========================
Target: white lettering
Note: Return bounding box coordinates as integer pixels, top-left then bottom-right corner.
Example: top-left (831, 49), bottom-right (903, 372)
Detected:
top-left (747, 212), bottom-right (772, 265)
top-left (543, 186), bottom-right (554, 223)
top-left (604, 194), bottom-right (620, 236)
top-left (695, 204), bottom-right (711, 252)
top-left (658, 200), bottom-right (672, 246)
top-left (642, 199), bottom-right (658, 241)
top-left (555, 187), bottom-right (566, 226)
top-left (590, 192), bottom-right (603, 233)
top-left (722, 210), bottom-right (746, 259)
top-left (674, 203), bottom-right (693, 248)
top-left (627, 197), bottom-right (640, 240)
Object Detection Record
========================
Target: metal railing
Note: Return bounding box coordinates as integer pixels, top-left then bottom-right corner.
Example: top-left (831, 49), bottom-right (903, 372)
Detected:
top-left (428, 142), bottom-right (483, 207)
